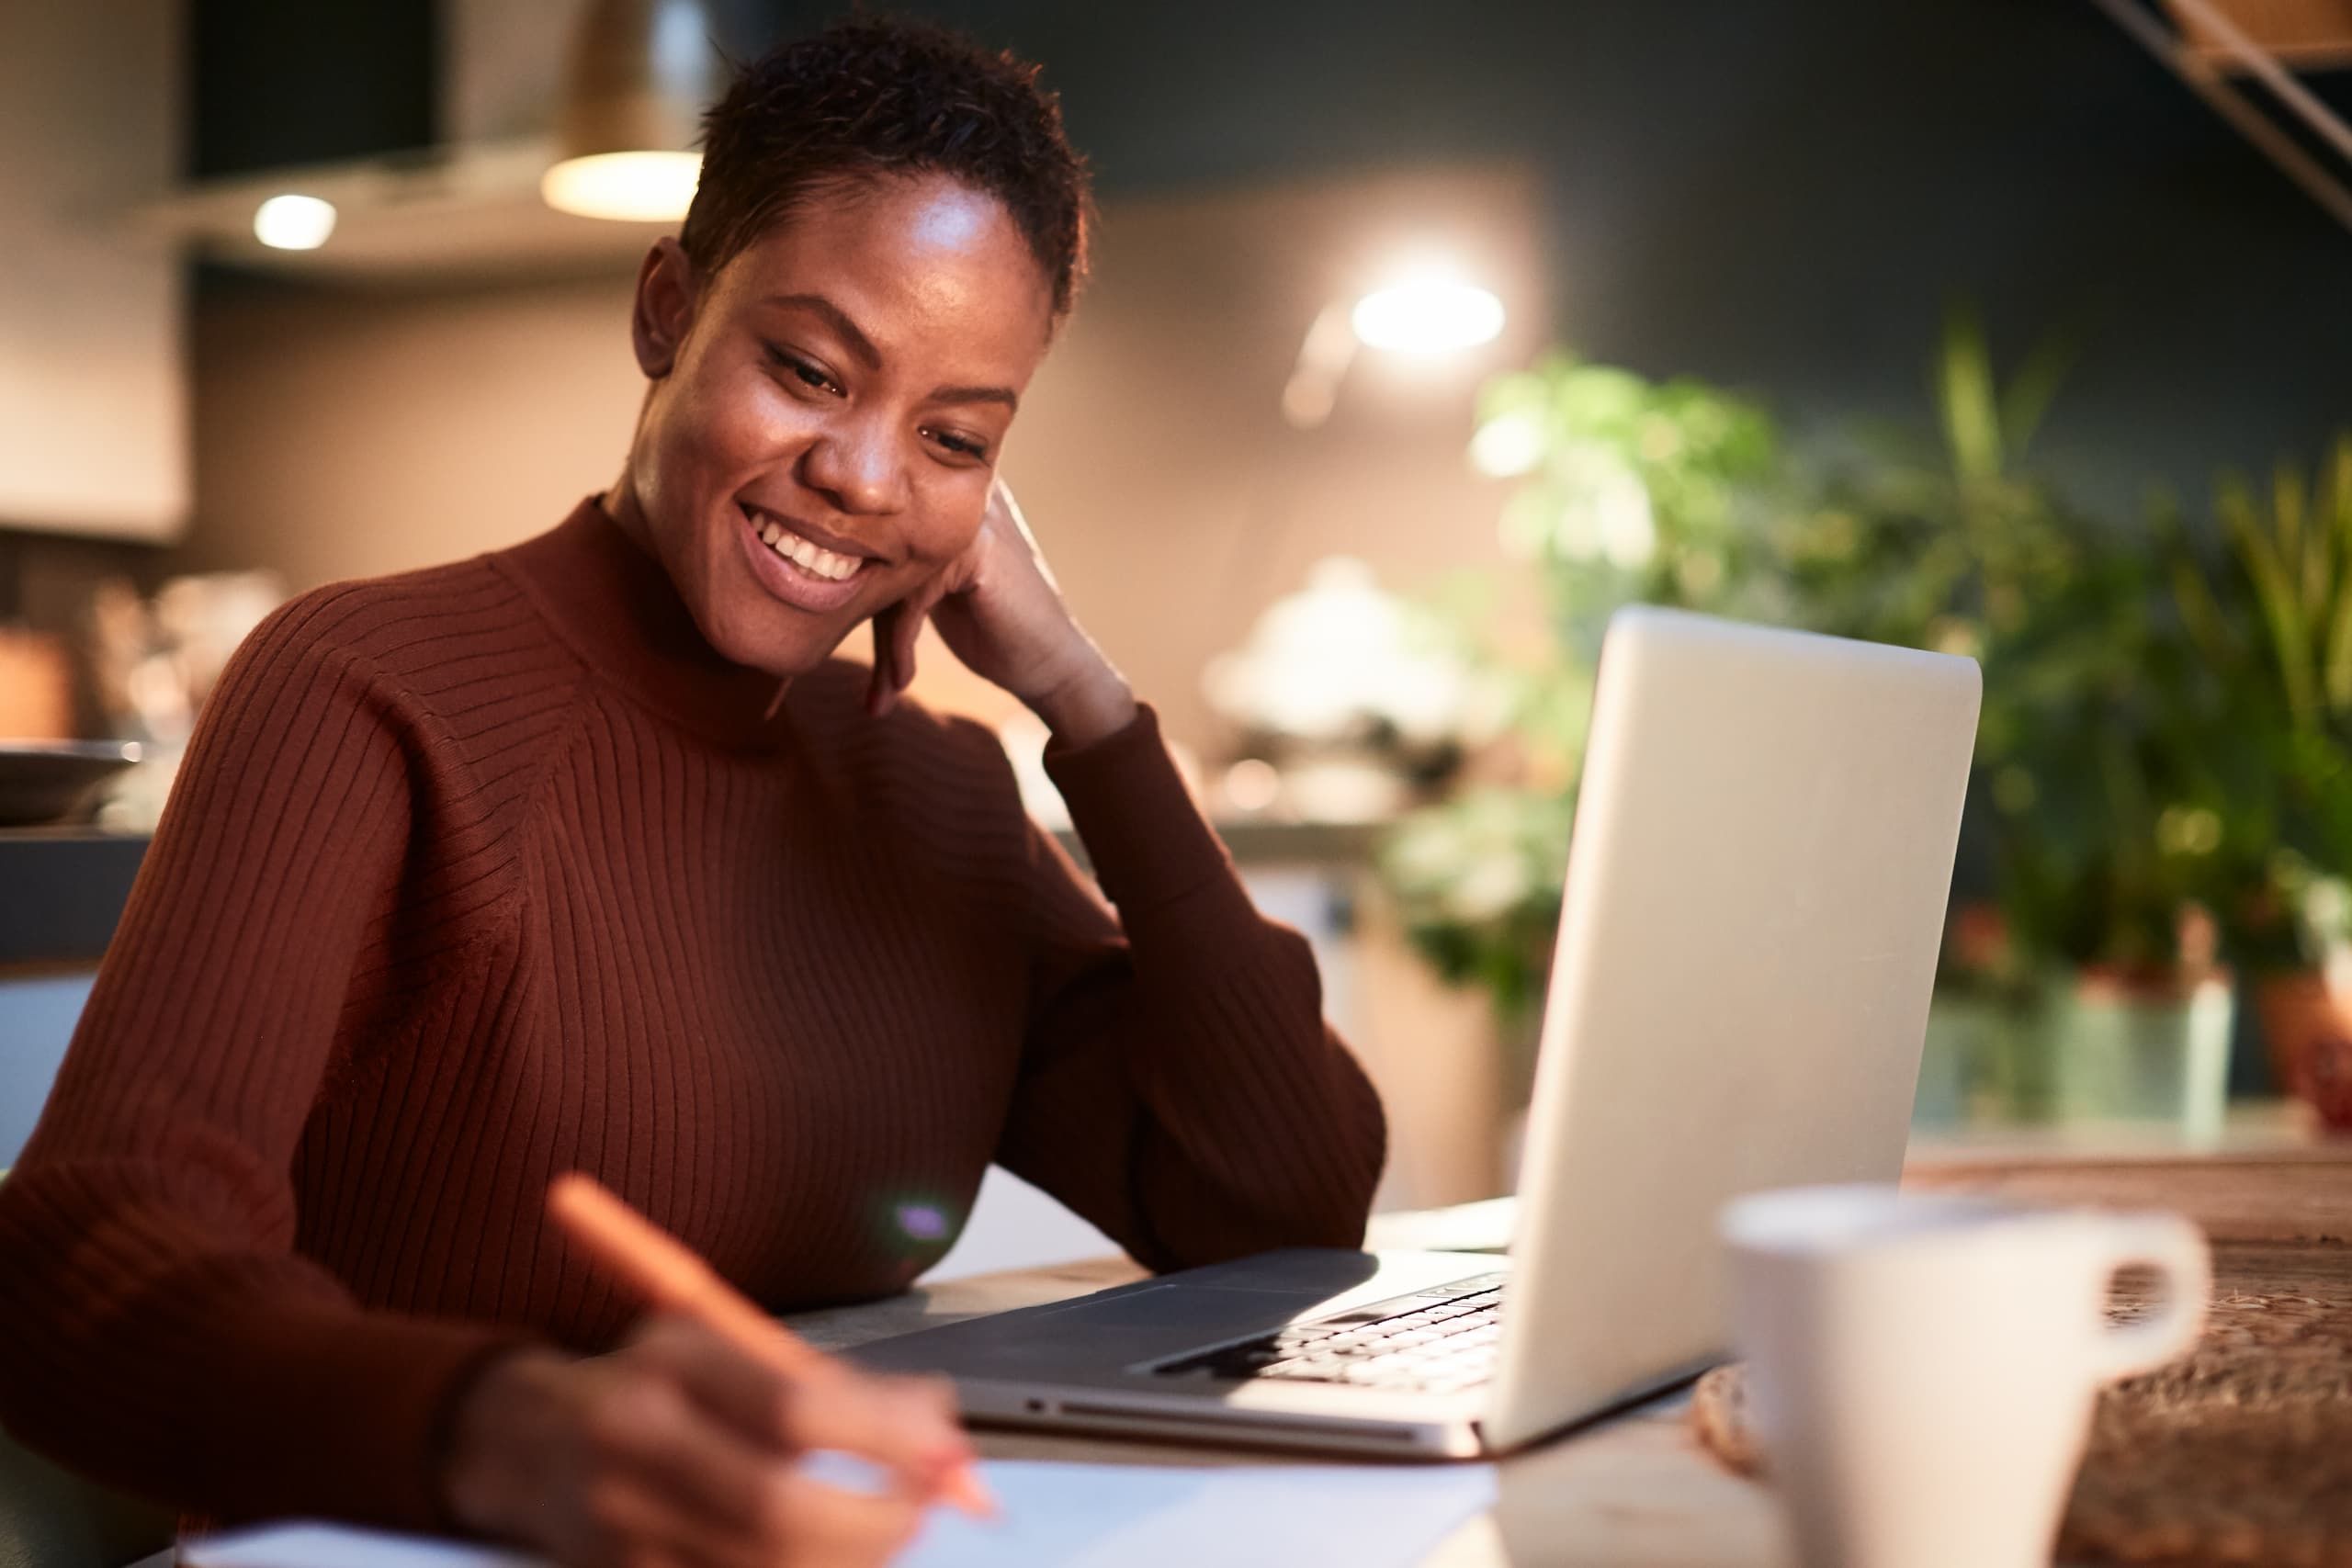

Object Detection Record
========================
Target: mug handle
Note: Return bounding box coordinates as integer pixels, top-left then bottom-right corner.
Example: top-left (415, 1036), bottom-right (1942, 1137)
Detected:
top-left (2086, 1213), bottom-right (2211, 1382)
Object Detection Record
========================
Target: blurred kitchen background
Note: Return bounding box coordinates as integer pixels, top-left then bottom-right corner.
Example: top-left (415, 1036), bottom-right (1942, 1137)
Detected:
top-left (6, 0), bottom-right (2352, 1273)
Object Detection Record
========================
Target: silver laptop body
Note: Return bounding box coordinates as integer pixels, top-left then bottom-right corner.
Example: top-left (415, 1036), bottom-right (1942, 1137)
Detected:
top-left (851, 607), bottom-right (1982, 1458)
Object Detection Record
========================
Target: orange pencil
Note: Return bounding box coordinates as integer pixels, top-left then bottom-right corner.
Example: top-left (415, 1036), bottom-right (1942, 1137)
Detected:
top-left (546, 1171), bottom-right (996, 1519)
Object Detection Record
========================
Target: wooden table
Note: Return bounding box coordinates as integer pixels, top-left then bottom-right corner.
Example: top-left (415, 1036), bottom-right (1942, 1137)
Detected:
top-left (783, 1140), bottom-right (2351, 1567)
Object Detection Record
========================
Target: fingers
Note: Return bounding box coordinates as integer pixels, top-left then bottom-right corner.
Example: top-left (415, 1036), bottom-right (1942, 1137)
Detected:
top-left (865, 604), bottom-right (902, 717)
top-left (781, 1368), bottom-right (972, 1487)
top-left (581, 1348), bottom-right (928, 1568)
top-left (584, 1361), bottom-right (782, 1537)
top-left (576, 1475), bottom-right (716, 1568)
top-left (632, 1313), bottom-right (805, 1450)
top-left (633, 1314), bottom-right (973, 1488)
top-left (903, 575), bottom-right (963, 688)
top-left (763, 1468), bottom-right (930, 1564)
top-left (888, 588), bottom-right (931, 700)
top-left (866, 581), bottom-right (952, 717)
top-left (986, 476), bottom-right (1026, 541)
top-left (586, 1472), bottom-right (920, 1568)
top-left (985, 477), bottom-right (1059, 592)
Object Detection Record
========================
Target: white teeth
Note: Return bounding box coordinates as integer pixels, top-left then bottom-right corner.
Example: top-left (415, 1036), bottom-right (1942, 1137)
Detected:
top-left (749, 510), bottom-right (862, 582)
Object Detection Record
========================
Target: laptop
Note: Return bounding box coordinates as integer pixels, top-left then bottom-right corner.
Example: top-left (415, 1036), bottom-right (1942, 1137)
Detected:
top-left (851, 606), bottom-right (1982, 1458)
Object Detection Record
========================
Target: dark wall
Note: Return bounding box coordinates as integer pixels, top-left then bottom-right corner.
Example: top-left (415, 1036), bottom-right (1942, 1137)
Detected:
top-left (189, 0), bottom-right (2352, 510)
top-left (880, 0), bottom-right (2352, 512)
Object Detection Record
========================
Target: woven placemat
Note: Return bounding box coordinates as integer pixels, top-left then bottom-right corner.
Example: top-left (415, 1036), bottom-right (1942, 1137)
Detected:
top-left (1690, 1244), bottom-right (2352, 1565)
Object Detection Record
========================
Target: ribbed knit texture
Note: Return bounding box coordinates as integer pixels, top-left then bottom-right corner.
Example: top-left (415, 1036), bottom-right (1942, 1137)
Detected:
top-left (0, 499), bottom-right (1385, 1532)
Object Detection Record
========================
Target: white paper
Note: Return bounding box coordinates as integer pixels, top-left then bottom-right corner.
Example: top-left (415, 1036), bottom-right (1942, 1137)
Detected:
top-left (182, 1523), bottom-right (537, 1568)
top-left (1365, 1195), bottom-right (1518, 1255)
top-left (182, 1458), bottom-right (1498, 1568)
top-left (897, 1459), bottom-right (1497, 1567)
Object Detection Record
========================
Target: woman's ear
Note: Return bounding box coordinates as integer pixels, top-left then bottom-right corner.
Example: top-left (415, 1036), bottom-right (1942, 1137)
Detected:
top-left (630, 237), bottom-right (698, 378)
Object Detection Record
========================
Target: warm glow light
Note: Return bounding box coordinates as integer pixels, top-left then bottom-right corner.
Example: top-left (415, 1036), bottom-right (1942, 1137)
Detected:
top-left (541, 151), bottom-right (703, 221)
top-left (1469, 410), bottom-right (1547, 477)
top-left (1351, 277), bottom-right (1505, 355)
top-left (1221, 758), bottom-right (1283, 814)
top-left (252, 194), bottom-right (336, 251)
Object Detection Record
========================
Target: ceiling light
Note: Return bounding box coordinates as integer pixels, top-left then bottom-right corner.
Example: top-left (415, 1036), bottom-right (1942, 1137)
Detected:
top-left (252, 194), bottom-right (336, 251)
top-left (541, 150), bottom-right (703, 221)
top-left (543, 0), bottom-right (722, 223)
top-left (1351, 277), bottom-right (1507, 355)
top-left (1283, 251), bottom-right (1510, 429)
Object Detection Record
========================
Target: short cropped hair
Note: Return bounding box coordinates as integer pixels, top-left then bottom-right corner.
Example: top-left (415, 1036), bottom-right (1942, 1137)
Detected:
top-left (680, 16), bottom-right (1092, 319)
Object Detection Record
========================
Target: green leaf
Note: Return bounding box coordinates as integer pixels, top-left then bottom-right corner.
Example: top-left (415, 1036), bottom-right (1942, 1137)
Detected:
top-left (1936, 304), bottom-right (2002, 484)
top-left (2327, 438), bottom-right (2352, 713)
top-left (2170, 555), bottom-right (2232, 669)
top-left (2227, 476), bottom-right (2318, 723)
top-left (1997, 329), bottom-right (2076, 460)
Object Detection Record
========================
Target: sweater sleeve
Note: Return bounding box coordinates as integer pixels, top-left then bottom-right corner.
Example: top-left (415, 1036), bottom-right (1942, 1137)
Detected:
top-left (991, 705), bottom-right (1386, 1272)
top-left (0, 600), bottom-right (536, 1529)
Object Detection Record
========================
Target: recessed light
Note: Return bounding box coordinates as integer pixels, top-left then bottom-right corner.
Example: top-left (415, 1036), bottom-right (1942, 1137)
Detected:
top-left (252, 193), bottom-right (337, 251)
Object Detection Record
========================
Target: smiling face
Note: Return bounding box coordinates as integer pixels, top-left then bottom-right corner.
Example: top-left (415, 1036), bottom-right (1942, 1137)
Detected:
top-left (611, 173), bottom-right (1057, 676)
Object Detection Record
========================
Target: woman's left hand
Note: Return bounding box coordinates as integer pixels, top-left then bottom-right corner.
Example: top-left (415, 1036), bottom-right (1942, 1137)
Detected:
top-left (868, 478), bottom-right (1136, 746)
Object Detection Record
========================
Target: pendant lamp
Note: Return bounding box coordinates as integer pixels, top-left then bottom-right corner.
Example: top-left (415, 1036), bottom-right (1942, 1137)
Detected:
top-left (541, 0), bottom-right (723, 221)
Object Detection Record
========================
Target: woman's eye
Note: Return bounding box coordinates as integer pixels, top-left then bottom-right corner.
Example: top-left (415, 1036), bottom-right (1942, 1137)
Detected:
top-left (765, 344), bottom-right (838, 395)
top-left (925, 428), bottom-right (989, 461)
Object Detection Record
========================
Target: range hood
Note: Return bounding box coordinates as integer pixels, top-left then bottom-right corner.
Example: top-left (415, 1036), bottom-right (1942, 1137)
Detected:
top-left (137, 137), bottom-right (671, 282)
top-left (141, 0), bottom-right (700, 283)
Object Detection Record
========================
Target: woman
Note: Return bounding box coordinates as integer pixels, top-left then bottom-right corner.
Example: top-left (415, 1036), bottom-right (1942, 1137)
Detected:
top-left (0, 19), bottom-right (1385, 1567)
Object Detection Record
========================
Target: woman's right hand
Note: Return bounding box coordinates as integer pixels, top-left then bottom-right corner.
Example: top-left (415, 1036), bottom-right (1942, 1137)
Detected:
top-left (442, 1313), bottom-right (974, 1566)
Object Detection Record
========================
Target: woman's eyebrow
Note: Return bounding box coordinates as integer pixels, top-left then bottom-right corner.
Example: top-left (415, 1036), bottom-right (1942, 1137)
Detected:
top-left (762, 292), bottom-right (882, 369)
top-left (931, 384), bottom-right (1020, 412)
top-left (761, 292), bottom-right (1018, 410)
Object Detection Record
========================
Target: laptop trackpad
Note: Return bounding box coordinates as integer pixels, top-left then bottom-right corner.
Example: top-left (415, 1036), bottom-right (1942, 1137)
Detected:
top-left (856, 1282), bottom-right (1335, 1376)
top-left (849, 1249), bottom-right (1409, 1379)
top-left (1035, 1282), bottom-right (1252, 1330)
top-left (1014, 1282), bottom-right (1288, 1361)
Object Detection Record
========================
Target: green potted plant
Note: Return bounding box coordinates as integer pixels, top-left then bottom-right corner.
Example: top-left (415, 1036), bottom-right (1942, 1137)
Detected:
top-left (1382, 310), bottom-right (2264, 1140)
top-left (1788, 309), bottom-right (2249, 1134)
top-left (1377, 353), bottom-right (1787, 1097)
top-left (1977, 525), bottom-right (2240, 1136)
top-left (2167, 433), bottom-right (2352, 1127)
top-left (1783, 307), bottom-right (2088, 1121)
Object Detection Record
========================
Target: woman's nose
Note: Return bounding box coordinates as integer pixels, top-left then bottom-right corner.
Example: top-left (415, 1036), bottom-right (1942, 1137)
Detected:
top-left (799, 418), bottom-right (909, 517)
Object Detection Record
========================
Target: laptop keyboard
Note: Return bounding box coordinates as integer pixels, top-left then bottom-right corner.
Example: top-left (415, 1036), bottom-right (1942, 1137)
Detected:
top-left (1149, 1272), bottom-right (1509, 1394)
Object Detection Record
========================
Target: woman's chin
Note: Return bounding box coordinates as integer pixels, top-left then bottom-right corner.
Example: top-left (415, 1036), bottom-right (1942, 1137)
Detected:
top-left (706, 590), bottom-right (860, 678)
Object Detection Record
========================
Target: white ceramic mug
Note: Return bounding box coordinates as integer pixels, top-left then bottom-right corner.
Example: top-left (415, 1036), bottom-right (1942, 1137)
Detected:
top-left (1720, 1183), bottom-right (2211, 1568)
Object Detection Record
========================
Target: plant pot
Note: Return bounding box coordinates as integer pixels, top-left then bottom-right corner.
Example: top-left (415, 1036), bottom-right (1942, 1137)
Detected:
top-left (2252, 970), bottom-right (2352, 1130)
top-left (1917, 992), bottom-right (2014, 1125)
top-left (1914, 999), bottom-right (1978, 1125)
top-left (1917, 989), bottom-right (2054, 1124)
top-left (2043, 972), bottom-right (2233, 1142)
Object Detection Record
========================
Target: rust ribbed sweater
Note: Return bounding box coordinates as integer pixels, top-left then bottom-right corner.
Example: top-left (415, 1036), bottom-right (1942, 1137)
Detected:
top-left (0, 500), bottom-right (1385, 1532)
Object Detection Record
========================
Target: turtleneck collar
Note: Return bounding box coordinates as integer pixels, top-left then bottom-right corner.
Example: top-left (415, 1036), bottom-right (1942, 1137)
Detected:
top-left (492, 496), bottom-right (797, 750)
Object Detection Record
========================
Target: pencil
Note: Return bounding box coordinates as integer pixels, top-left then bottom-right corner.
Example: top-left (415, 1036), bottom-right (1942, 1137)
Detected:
top-left (546, 1171), bottom-right (996, 1519)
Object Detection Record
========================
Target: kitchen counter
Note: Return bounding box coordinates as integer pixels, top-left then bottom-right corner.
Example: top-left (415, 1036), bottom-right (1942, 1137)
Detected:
top-left (0, 818), bottom-right (1383, 975)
